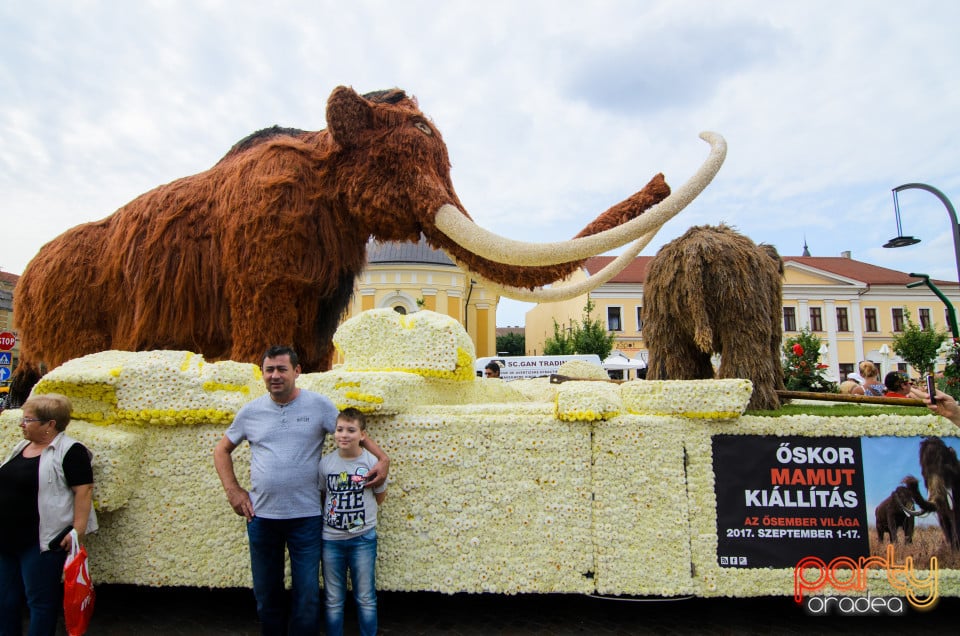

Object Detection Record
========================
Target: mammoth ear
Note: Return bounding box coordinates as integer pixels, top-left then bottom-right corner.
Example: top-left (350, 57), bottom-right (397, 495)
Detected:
top-left (327, 86), bottom-right (373, 149)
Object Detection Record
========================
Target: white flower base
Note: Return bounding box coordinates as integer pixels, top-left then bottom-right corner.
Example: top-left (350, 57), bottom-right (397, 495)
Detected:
top-left (4, 311), bottom-right (957, 597)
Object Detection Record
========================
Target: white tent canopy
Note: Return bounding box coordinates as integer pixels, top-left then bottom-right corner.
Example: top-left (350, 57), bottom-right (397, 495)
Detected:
top-left (602, 353), bottom-right (647, 371)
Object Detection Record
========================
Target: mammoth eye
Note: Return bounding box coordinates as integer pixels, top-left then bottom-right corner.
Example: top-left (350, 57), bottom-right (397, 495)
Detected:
top-left (414, 121), bottom-right (432, 135)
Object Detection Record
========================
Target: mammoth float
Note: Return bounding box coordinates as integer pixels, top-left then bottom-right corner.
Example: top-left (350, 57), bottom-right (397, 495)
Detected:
top-left (643, 224), bottom-right (784, 411)
top-left (11, 86), bottom-right (725, 403)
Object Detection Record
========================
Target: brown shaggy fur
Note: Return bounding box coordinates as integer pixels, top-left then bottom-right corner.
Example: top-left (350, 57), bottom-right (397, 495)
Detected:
top-left (643, 224), bottom-right (784, 411)
top-left (11, 86), bottom-right (671, 404)
top-left (919, 436), bottom-right (960, 549)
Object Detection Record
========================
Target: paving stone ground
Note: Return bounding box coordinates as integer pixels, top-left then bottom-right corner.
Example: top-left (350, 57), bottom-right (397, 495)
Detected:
top-left (46, 585), bottom-right (960, 635)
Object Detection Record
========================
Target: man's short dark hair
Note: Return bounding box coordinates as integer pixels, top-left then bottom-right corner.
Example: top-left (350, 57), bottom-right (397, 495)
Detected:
top-left (484, 361), bottom-right (501, 376)
top-left (262, 345), bottom-right (299, 367)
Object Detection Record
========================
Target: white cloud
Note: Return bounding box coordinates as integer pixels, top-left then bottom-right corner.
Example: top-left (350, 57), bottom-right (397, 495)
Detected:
top-left (2, 0), bottom-right (960, 328)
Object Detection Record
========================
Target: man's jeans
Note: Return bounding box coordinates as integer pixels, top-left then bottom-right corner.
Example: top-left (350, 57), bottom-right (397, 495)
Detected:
top-left (322, 528), bottom-right (378, 636)
top-left (0, 544), bottom-right (67, 636)
top-left (246, 515), bottom-right (323, 636)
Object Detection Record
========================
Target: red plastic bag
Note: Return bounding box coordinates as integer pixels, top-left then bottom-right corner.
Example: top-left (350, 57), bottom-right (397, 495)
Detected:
top-left (63, 529), bottom-right (95, 636)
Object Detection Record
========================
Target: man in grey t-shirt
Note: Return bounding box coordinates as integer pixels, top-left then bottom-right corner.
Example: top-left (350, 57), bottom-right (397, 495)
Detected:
top-left (214, 345), bottom-right (389, 636)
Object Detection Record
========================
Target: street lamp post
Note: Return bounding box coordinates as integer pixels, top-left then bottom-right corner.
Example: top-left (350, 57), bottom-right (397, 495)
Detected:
top-left (883, 182), bottom-right (960, 340)
top-left (884, 183), bottom-right (960, 285)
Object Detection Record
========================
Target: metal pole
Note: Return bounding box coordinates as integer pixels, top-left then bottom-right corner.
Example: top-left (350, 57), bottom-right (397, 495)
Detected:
top-left (893, 183), bottom-right (960, 286)
top-left (907, 274), bottom-right (960, 340)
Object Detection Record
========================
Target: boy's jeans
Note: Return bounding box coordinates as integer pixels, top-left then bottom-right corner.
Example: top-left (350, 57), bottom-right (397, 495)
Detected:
top-left (322, 528), bottom-right (378, 636)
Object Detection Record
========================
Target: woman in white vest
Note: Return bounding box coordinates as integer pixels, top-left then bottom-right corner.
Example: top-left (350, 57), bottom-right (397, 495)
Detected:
top-left (0, 393), bottom-right (97, 636)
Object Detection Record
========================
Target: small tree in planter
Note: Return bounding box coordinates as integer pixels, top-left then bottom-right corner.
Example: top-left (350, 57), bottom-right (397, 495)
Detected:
top-left (782, 328), bottom-right (836, 393)
top-left (891, 308), bottom-right (947, 377)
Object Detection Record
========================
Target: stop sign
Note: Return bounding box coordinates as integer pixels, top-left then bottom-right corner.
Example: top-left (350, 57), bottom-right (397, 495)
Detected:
top-left (0, 331), bottom-right (15, 351)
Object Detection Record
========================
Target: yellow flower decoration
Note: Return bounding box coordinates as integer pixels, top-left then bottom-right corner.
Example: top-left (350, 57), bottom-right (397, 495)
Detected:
top-left (334, 309), bottom-right (476, 381)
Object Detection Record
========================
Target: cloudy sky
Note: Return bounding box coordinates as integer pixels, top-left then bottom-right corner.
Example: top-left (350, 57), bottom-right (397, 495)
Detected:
top-left (3, 1), bottom-right (959, 326)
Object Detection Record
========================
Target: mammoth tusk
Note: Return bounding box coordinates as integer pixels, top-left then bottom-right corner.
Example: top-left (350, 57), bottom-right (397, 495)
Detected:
top-left (900, 504), bottom-right (930, 518)
top-left (453, 231), bottom-right (657, 303)
top-left (434, 132), bottom-right (726, 267)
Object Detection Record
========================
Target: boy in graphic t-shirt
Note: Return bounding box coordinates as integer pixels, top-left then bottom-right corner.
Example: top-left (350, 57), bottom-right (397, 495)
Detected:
top-left (319, 408), bottom-right (387, 636)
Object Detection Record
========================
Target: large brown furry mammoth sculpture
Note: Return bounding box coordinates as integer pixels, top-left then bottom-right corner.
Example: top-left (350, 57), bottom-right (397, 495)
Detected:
top-left (919, 436), bottom-right (960, 549)
top-left (12, 86), bottom-right (727, 405)
top-left (875, 475), bottom-right (936, 544)
top-left (644, 224), bottom-right (784, 411)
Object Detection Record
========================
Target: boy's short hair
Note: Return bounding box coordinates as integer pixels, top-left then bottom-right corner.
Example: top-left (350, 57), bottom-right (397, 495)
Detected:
top-left (338, 407), bottom-right (367, 430)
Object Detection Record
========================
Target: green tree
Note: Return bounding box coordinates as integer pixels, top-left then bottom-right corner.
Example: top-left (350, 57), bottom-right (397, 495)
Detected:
top-left (495, 332), bottom-right (525, 356)
top-left (891, 308), bottom-right (947, 376)
top-left (544, 319), bottom-right (575, 355)
top-left (543, 299), bottom-right (615, 358)
top-left (782, 327), bottom-right (836, 392)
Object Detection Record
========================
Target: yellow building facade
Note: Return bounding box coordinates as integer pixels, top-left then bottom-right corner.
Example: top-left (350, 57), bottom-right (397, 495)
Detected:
top-left (338, 237), bottom-right (500, 360)
top-left (525, 253), bottom-right (960, 380)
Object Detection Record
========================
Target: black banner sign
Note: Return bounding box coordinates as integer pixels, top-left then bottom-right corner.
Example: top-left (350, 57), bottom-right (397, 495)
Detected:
top-left (713, 435), bottom-right (870, 568)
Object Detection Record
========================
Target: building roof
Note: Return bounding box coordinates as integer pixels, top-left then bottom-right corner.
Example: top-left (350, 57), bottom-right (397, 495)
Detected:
top-left (583, 255), bottom-right (959, 288)
top-left (366, 235), bottom-right (455, 266)
top-left (0, 271), bottom-right (19, 285)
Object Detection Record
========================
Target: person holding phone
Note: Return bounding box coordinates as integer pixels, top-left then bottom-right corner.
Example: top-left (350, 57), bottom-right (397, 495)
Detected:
top-left (0, 393), bottom-right (97, 636)
top-left (911, 380), bottom-right (960, 428)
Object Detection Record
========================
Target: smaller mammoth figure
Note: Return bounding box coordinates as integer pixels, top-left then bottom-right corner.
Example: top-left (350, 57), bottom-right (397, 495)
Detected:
top-left (919, 436), bottom-right (960, 550)
top-left (643, 224), bottom-right (784, 410)
top-left (874, 475), bottom-right (935, 544)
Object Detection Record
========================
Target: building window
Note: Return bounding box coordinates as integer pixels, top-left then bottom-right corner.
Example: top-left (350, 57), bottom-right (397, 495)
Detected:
top-left (892, 307), bottom-right (905, 332)
top-left (809, 307), bottom-right (822, 332)
top-left (864, 308), bottom-right (878, 332)
top-left (607, 307), bottom-right (622, 332)
top-left (783, 307), bottom-right (796, 332)
top-left (836, 307), bottom-right (849, 332)
top-left (393, 306), bottom-right (407, 315)
top-left (838, 363), bottom-right (854, 380)
top-left (919, 308), bottom-right (931, 330)
top-left (636, 306), bottom-right (644, 333)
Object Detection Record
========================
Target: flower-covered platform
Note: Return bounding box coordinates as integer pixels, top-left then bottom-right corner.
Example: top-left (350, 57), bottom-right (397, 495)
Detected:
top-left (2, 309), bottom-right (957, 601)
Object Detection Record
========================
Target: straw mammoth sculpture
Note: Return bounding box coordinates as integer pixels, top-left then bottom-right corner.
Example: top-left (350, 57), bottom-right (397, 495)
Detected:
top-left (644, 224), bottom-right (784, 411)
top-left (11, 86), bottom-right (725, 404)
